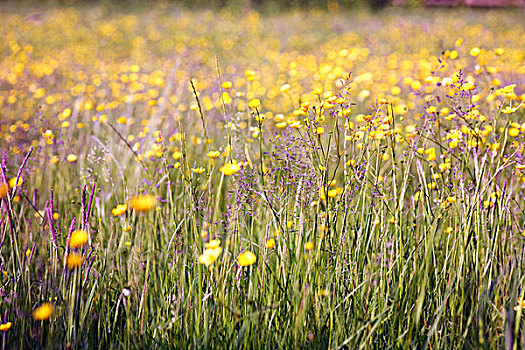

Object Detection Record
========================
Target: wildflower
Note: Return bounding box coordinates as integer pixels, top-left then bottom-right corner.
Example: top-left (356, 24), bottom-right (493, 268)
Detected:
top-left (0, 182), bottom-right (8, 199)
top-left (265, 238), bottom-right (276, 249)
top-left (204, 239), bottom-right (221, 249)
top-left (69, 229), bottom-right (89, 248)
top-left (66, 253), bottom-right (85, 269)
top-left (129, 194), bottom-right (156, 213)
top-left (220, 162), bottom-right (240, 176)
top-left (502, 106), bottom-right (518, 114)
top-left (316, 127), bottom-right (325, 135)
top-left (207, 151), bottom-right (220, 159)
top-left (327, 189), bottom-right (338, 198)
top-left (244, 69), bottom-right (256, 82)
top-left (8, 177), bottom-right (22, 188)
top-left (0, 322), bottom-right (12, 332)
top-left (33, 303), bottom-right (54, 321)
top-left (469, 47), bottom-right (481, 56)
top-left (304, 241), bottom-right (314, 250)
top-left (66, 154), bottom-right (78, 162)
top-left (514, 298), bottom-right (525, 311)
top-left (112, 204), bottom-right (128, 216)
top-left (192, 167), bottom-right (205, 174)
top-left (237, 251), bottom-right (256, 266)
top-left (198, 247), bottom-right (222, 267)
top-left (280, 84), bottom-right (290, 92)
top-left (221, 81), bottom-right (232, 89)
top-left (248, 99), bottom-right (261, 109)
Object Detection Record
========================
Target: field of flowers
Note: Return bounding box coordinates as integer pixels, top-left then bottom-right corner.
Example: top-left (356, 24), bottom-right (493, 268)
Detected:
top-left (0, 3), bottom-right (525, 348)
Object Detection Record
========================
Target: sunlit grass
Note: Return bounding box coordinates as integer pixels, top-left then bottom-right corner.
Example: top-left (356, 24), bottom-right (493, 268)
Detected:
top-left (0, 3), bottom-right (525, 348)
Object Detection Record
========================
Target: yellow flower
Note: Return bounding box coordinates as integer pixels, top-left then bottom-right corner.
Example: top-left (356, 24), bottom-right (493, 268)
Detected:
top-left (66, 154), bottom-right (78, 162)
top-left (198, 247), bottom-right (222, 267)
top-left (207, 151), bottom-right (220, 159)
top-left (469, 47), bottom-right (481, 57)
top-left (129, 194), bottom-right (156, 213)
top-left (192, 167), bottom-right (205, 174)
top-left (66, 253), bottom-right (85, 269)
top-left (304, 241), bottom-right (314, 250)
top-left (220, 162), bottom-right (240, 176)
top-left (0, 322), bottom-right (12, 332)
top-left (280, 84), bottom-right (290, 92)
top-left (244, 69), bottom-right (256, 81)
top-left (221, 81), bottom-right (232, 89)
top-left (112, 204), bottom-right (128, 216)
top-left (237, 251), bottom-right (256, 266)
top-left (316, 127), bottom-right (325, 135)
top-left (33, 303), bottom-right (54, 321)
top-left (509, 128), bottom-right (520, 137)
top-left (514, 298), bottom-right (525, 311)
top-left (265, 238), bottom-right (276, 249)
top-left (0, 182), bottom-right (8, 199)
top-left (8, 177), bottom-right (22, 188)
top-left (69, 229), bottom-right (89, 248)
top-left (248, 99), bottom-right (261, 109)
top-left (204, 239), bottom-right (221, 249)
top-left (502, 106), bottom-right (518, 114)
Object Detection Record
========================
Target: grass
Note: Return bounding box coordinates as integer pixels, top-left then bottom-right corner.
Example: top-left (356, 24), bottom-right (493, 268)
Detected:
top-left (0, 3), bottom-right (525, 348)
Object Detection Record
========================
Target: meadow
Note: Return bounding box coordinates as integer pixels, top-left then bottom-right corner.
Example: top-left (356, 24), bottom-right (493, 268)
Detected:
top-left (0, 3), bottom-right (525, 348)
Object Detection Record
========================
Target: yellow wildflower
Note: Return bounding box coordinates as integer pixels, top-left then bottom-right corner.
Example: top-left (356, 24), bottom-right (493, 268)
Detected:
top-left (69, 230), bottom-right (89, 248)
top-left (66, 253), bottom-right (85, 269)
top-left (129, 195), bottom-right (156, 213)
top-left (265, 238), bottom-right (276, 249)
top-left (0, 322), bottom-right (12, 332)
top-left (33, 303), bottom-right (54, 321)
top-left (220, 162), bottom-right (240, 176)
top-left (237, 251), bottom-right (256, 266)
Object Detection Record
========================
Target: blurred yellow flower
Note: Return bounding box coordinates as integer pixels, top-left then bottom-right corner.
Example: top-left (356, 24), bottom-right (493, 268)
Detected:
top-left (67, 154), bottom-right (78, 162)
top-left (0, 322), bottom-right (12, 332)
top-left (514, 298), bottom-right (525, 311)
top-left (8, 177), bottom-right (22, 188)
top-left (237, 251), bottom-right (256, 266)
top-left (112, 204), bottom-right (127, 216)
top-left (265, 238), bottom-right (276, 249)
top-left (198, 247), bottom-right (222, 267)
top-left (207, 151), bottom-right (220, 159)
top-left (66, 253), bottom-right (85, 269)
top-left (304, 241), bottom-right (314, 250)
top-left (248, 99), bottom-right (261, 109)
top-left (0, 182), bottom-right (8, 199)
top-left (69, 229), bottom-right (89, 248)
top-left (469, 47), bottom-right (481, 57)
top-left (33, 303), bottom-right (54, 321)
top-left (129, 195), bottom-right (156, 213)
top-left (220, 162), bottom-right (240, 176)
top-left (204, 239), bottom-right (221, 249)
